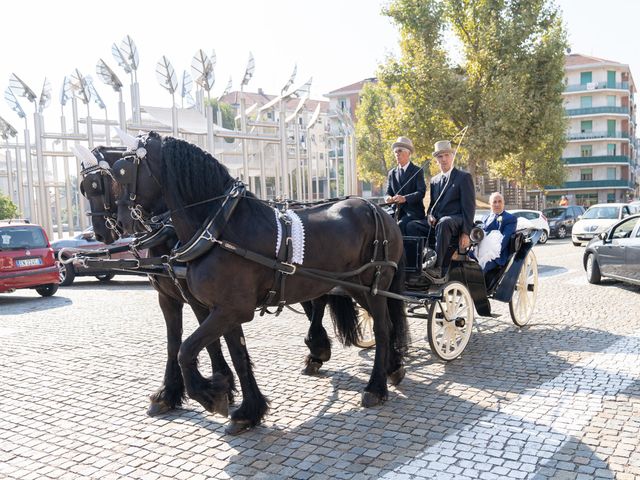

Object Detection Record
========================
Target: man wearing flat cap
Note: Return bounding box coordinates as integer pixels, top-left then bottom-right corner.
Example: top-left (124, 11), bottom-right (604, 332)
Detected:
top-left (384, 136), bottom-right (426, 234)
top-left (407, 140), bottom-right (475, 279)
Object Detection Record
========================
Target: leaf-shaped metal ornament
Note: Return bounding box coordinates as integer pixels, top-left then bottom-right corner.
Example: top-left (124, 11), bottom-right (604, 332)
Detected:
top-left (70, 69), bottom-right (91, 104)
top-left (191, 49), bottom-right (214, 92)
top-left (4, 87), bottom-right (26, 119)
top-left (292, 77), bottom-right (312, 99)
top-left (85, 76), bottom-right (106, 109)
top-left (112, 43), bottom-right (132, 74)
top-left (120, 35), bottom-right (139, 71)
top-left (241, 52), bottom-right (255, 87)
top-left (181, 70), bottom-right (195, 107)
top-left (9, 73), bottom-right (37, 103)
top-left (96, 59), bottom-right (123, 92)
top-left (155, 56), bottom-right (178, 94)
top-left (222, 76), bottom-right (232, 97)
top-left (60, 76), bottom-right (73, 106)
top-left (0, 116), bottom-right (18, 140)
top-left (38, 77), bottom-right (52, 112)
top-left (281, 64), bottom-right (297, 95)
top-left (308, 103), bottom-right (322, 129)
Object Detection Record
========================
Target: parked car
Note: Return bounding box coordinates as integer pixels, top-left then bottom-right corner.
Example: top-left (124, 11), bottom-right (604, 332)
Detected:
top-left (473, 209), bottom-right (491, 224)
top-left (583, 213), bottom-right (640, 285)
top-left (0, 219), bottom-right (60, 296)
top-left (508, 209), bottom-right (550, 244)
top-left (571, 203), bottom-right (634, 246)
top-left (628, 201), bottom-right (640, 214)
top-left (542, 205), bottom-right (585, 239)
top-left (51, 227), bottom-right (147, 286)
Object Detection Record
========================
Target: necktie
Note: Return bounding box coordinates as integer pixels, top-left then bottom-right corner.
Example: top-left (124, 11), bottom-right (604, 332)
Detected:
top-left (440, 175), bottom-right (447, 193)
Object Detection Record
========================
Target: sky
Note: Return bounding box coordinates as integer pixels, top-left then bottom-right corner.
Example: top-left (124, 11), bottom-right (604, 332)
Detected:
top-left (1, 0), bottom-right (640, 131)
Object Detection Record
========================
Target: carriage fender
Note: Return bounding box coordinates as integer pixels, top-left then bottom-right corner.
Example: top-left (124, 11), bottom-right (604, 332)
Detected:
top-left (492, 241), bottom-right (535, 303)
top-left (449, 260), bottom-right (491, 317)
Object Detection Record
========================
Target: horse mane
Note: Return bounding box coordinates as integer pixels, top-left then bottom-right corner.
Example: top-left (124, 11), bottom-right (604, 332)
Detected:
top-left (159, 135), bottom-right (267, 225)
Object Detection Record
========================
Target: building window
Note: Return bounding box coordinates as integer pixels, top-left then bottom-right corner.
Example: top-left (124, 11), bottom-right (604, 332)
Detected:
top-left (607, 143), bottom-right (616, 156)
top-left (607, 167), bottom-right (616, 180)
top-left (580, 96), bottom-right (592, 108)
top-left (576, 193), bottom-right (598, 207)
top-left (339, 98), bottom-right (347, 111)
top-left (607, 193), bottom-right (615, 203)
top-left (581, 145), bottom-right (592, 157)
top-left (607, 95), bottom-right (616, 107)
top-left (580, 71), bottom-right (592, 85)
top-left (580, 168), bottom-right (593, 181)
top-left (580, 120), bottom-right (592, 133)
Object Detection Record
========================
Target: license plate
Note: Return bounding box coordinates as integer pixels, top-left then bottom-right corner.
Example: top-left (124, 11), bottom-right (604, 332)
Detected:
top-left (16, 258), bottom-right (42, 267)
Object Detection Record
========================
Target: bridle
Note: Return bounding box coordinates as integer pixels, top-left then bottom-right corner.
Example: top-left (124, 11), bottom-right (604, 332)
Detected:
top-left (111, 134), bottom-right (165, 233)
top-left (79, 157), bottom-right (120, 237)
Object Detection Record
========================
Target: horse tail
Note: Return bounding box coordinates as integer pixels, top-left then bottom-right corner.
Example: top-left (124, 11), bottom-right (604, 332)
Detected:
top-left (388, 253), bottom-right (410, 356)
top-left (327, 294), bottom-right (360, 347)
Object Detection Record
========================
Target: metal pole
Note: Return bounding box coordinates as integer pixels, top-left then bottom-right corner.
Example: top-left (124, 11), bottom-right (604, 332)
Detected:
top-left (279, 100), bottom-right (289, 198)
top-left (240, 95), bottom-right (249, 183)
top-left (343, 134), bottom-right (350, 196)
top-left (306, 127), bottom-right (313, 201)
top-left (206, 103), bottom-right (215, 154)
top-left (33, 112), bottom-right (52, 236)
top-left (118, 91), bottom-right (126, 131)
top-left (61, 115), bottom-right (74, 236)
top-left (23, 123), bottom-right (36, 222)
top-left (51, 143), bottom-right (63, 238)
top-left (13, 141), bottom-right (25, 215)
top-left (294, 120), bottom-right (302, 200)
top-left (5, 149), bottom-right (14, 205)
top-left (171, 104), bottom-right (179, 137)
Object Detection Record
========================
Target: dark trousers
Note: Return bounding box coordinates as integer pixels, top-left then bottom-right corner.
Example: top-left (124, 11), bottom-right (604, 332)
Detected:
top-left (396, 212), bottom-right (424, 235)
top-left (406, 215), bottom-right (463, 272)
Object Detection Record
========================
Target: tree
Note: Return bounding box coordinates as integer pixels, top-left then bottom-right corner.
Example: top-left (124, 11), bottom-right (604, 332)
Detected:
top-left (206, 99), bottom-right (236, 143)
top-left (357, 0), bottom-right (568, 193)
top-left (0, 193), bottom-right (18, 219)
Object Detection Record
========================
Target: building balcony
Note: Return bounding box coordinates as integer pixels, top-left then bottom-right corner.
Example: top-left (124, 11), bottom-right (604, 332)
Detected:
top-left (566, 131), bottom-right (629, 141)
top-left (562, 155), bottom-right (630, 165)
top-left (564, 81), bottom-right (629, 93)
top-left (565, 106), bottom-right (629, 116)
top-left (546, 179), bottom-right (635, 190)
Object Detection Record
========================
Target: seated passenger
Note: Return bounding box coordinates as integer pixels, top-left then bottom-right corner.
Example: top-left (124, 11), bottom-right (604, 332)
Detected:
top-left (384, 136), bottom-right (426, 235)
top-left (406, 140), bottom-right (475, 279)
top-left (476, 192), bottom-right (517, 274)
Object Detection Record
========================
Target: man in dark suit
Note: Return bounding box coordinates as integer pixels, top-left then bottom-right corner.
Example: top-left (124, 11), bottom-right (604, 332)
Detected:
top-left (384, 136), bottom-right (426, 234)
top-left (480, 192), bottom-right (518, 273)
top-left (406, 140), bottom-right (475, 278)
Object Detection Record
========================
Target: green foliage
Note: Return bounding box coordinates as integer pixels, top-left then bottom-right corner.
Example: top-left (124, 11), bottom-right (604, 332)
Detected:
top-left (206, 99), bottom-right (236, 143)
top-left (358, 0), bottom-right (568, 190)
top-left (0, 193), bottom-right (18, 219)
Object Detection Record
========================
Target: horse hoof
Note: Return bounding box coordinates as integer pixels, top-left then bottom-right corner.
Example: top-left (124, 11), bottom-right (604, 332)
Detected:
top-left (147, 401), bottom-right (172, 416)
top-left (361, 391), bottom-right (385, 408)
top-left (388, 366), bottom-right (406, 386)
top-left (225, 419), bottom-right (253, 435)
top-left (208, 395), bottom-right (229, 417)
top-left (302, 360), bottom-right (322, 376)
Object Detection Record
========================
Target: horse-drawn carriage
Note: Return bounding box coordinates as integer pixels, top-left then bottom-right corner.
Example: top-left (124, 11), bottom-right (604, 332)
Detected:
top-left (65, 131), bottom-right (540, 434)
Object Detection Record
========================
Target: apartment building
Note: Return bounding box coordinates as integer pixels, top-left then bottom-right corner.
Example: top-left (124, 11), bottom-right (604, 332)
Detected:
top-left (550, 54), bottom-right (639, 207)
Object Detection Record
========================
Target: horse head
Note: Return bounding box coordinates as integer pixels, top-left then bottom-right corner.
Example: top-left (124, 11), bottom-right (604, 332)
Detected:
top-left (112, 130), bottom-right (166, 236)
top-left (73, 144), bottom-right (125, 244)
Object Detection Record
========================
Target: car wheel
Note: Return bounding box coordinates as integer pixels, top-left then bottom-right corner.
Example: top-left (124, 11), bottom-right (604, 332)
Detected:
top-left (95, 273), bottom-right (116, 282)
top-left (557, 226), bottom-right (567, 239)
top-left (586, 253), bottom-right (601, 284)
top-left (58, 260), bottom-right (76, 286)
top-left (539, 230), bottom-right (548, 244)
top-left (36, 284), bottom-right (58, 297)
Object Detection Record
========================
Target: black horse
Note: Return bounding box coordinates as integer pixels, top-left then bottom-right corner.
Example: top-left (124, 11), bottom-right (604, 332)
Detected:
top-left (111, 132), bottom-right (409, 433)
top-left (77, 145), bottom-right (362, 419)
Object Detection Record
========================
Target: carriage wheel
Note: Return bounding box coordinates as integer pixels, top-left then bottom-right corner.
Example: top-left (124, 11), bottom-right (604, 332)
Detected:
top-left (354, 307), bottom-right (376, 349)
top-left (509, 250), bottom-right (538, 327)
top-left (427, 281), bottom-right (474, 361)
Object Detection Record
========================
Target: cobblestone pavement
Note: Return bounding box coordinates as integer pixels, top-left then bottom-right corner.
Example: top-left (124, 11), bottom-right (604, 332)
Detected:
top-left (1, 239), bottom-right (639, 479)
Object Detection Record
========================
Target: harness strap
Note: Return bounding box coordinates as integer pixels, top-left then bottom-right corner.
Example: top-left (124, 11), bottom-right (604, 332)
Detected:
top-left (260, 213), bottom-right (294, 316)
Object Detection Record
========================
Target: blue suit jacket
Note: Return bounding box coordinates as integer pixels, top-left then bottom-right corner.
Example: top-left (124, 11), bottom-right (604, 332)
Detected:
top-left (428, 167), bottom-right (476, 235)
top-left (385, 161), bottom-right (426, 220)
top-left (481, 210), bottom-right (517, 266)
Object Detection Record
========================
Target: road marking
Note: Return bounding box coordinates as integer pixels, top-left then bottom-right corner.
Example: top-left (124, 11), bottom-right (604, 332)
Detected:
top-left (383, 331), bottom-right (640, 478)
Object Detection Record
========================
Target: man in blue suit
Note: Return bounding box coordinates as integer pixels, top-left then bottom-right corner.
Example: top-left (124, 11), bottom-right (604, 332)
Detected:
top-left (384, 136), bottom-right (426, 234)
top-left (406, 140), bottom-right (475, 279)
top-left (480, 192), bottom-right (518, 273)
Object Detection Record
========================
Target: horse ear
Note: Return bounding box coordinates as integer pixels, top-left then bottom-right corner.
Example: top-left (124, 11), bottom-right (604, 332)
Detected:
top-left (114, 127), bottom-right (139, 150)
top-left (72, 144), bottom-right (98, 169)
